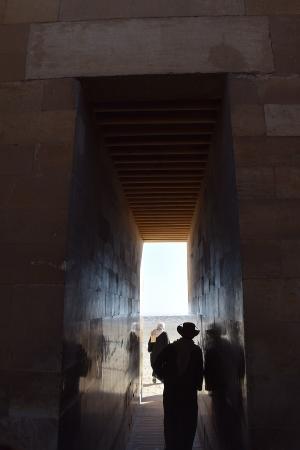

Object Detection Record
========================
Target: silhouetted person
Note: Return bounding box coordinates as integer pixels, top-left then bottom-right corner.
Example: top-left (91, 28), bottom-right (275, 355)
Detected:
top-left (204, 324), bottom-right (246, 450)
top-left (148, 321), bottom-right (169, 383)
top-left (153, 322), bottom-right (203, 450)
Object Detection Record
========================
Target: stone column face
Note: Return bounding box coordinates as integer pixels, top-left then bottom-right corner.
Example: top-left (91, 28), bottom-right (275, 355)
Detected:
top-left (0, 79), bottom-right (78, 449)
top-left (0, 79), bottom-right (143, 450)
top-left (188, 86), bottom-right (246, 450)
top-left (58, 87), bottom-right (142, 450)
top-left (229, 74), bottom-right (300, 450)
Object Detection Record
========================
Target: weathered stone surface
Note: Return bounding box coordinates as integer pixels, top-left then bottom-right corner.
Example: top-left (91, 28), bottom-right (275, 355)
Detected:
top-left (241, 240), bottom-right (281, 277)
top-left (242, 278), bottom-right (283, 322)
top-left (256, 76), bottom-right (300, 104)
top-left (236, 167), bottom-right (275, 198)
top-left (0, 417), bottom-right (59, 450)
top-left (189, 91), bottom-right (246, 449)
top-left (281, 240), bottom-right (300, 277)
top-left (59, 0), bottom-right (245, 20)
top-left (32, 142), bottom-right (73, 175)
top-left (229, 76), bottom-right (260, 105)
top-left (243, 277), bottom-right (300, 324)
top-left (0, 111), bottom-right (76, 144)
top-left (0, 24), bottom-right (29, 81)
top-left (10, 284), bottom-right (64, 371)
top-left (0, 80), bottom-right (79, 450)
top-left (234, 136), bottom-right (300, 167)
top-left (0, 0), bottom-right (6, 22)
top-left (0, 144), bottom-right (34, 174)
top-left (0, 79), bottom-right (77, 112)
top-left (265, 104), bottom-right (300, 136)
top-left (230, 75), bottom-right (300, 105)
top-left (0, 177), bottom-right (14, 207)
top-left (0, 243), bottom-right (66, 283)
top-left (270, 16), bottom-right (300, 74)
top-left (42, 79), bottom-right (78, 111)
top-left (10, 372), bottom-right (61, 418)
top-left (59, 87), bottom-right (142, 450)
top-left (281, 278), bottom-right (300, 322)
top-left (0, 81), bottom-right (43, 112)
top-left (275, 167), bottom-right (300, 198)
top-left (0, 208), bottom-right (68, 244)
top-left (26, 17), bottom-right (274, 79)
top-left (246, 349), bottom-right (300, 432)
top-left (246, 320), bottom-right (300, 377)
top-left (2, 173), bottom-right (71, 208)
top-left (231, 104), bottom-right (265, 136)
top-left (239, 200), bottom-right (300, 240)
top-left (0, 286), bottom-right (13, 368)
top-left (3, 0), bottom-right (60, 23)
top-left (246, 0), bottom-right (300, 14)
top-left (230, 75), bottom-right (300, 450)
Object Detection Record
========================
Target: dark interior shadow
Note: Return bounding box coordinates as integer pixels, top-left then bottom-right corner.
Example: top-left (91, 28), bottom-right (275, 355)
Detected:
top-left (204, 324), bottom-right (248, 450)
top-left (58, 341), bottom-right (91, 450)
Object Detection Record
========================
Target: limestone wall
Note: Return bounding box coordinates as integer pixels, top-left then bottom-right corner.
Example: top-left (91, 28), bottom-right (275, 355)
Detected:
top-left (230, 74), bottom-right (300, 450)
top-left (59, 87), bottom-right (142, 450)
top-left (0, 78), bottom-right (78, 449)
top-left (0, 80), bottom-right (143, 450)
top-left (0, 2), bottom-right (299, 450)
top-left (188, 87), bottom-right (245, 450)
top-left (0, 3), bottom-right (299, 81)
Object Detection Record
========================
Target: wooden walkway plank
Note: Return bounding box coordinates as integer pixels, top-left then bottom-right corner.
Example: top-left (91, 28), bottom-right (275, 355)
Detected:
top-left (126, 384), bottom-right (201, 450)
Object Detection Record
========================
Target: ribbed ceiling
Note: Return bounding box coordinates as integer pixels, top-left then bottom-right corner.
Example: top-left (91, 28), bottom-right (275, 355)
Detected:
top-left (93, 99), bottom-right (220, 241)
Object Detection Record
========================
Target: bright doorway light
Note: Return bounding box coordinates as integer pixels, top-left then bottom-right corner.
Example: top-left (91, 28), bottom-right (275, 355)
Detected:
top-left (140, 242), bottom-right (188, 316)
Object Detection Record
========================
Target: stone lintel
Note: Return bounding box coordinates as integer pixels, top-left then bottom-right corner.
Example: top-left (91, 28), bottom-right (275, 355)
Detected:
top-left (26, 17), bottom-right (274, 79)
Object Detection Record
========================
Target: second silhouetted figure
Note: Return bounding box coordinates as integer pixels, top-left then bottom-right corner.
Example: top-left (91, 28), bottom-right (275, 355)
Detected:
top-left (153, 322), bottom-right (203, 450)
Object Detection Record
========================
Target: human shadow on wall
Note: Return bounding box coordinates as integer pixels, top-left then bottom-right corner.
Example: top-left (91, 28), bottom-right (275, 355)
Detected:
top-left (126, 322), bottom-right (140, 380)
top-left (204, 324), bottom-right (247, 450)
top-left (58, 341), bottom-right (91, 450)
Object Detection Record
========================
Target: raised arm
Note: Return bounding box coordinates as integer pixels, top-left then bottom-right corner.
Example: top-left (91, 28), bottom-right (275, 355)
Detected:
top-left (152, 345), bottom-right (170, 381)
top-left (148, 338), bottom-right (154, 353)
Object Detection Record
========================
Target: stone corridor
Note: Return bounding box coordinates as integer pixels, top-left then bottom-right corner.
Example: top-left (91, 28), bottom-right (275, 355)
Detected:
top-left (1, 2), bottom-right (299, 445)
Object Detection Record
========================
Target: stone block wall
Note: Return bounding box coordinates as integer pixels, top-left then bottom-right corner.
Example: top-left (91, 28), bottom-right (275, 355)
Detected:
top-left (188, 87), bottom-right (245, 450)
top-left (0, 79), bottom-right (78, 449)
top-left (0, 1), bottom-right (299, 450)
top-left (59, 87), bottom-right (142, 450)
top-left (0, 79), bottom-right (142, 450)
top-left (230, 74), bottom-right (300, 450)
top-left (0, 1), bottom-right (299, 81)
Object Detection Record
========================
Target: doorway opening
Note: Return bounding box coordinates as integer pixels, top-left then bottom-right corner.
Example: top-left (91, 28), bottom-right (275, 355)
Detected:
top-left (78, 74), bottom-right (229, 450)
top-left (141, 242), bottom-right (188, 316)
top-left (140, 241), bottom-right (198, 401)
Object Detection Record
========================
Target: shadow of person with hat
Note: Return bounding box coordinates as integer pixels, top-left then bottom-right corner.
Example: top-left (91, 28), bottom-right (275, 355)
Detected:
top-left (204, 323), bottom-right (247, 450)
top-left (153, 322), bottom-right (203, 450)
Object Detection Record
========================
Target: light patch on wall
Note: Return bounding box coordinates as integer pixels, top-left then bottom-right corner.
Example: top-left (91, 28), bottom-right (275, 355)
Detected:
top-left (140, 243), bottom-right (188, 316)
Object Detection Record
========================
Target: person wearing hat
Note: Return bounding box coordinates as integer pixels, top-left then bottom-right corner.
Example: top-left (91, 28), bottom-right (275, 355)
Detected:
top-left (153, 322), bottom-right (203, 450)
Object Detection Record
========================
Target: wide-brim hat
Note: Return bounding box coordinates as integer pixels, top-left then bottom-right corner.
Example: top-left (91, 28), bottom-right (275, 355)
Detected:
top-left (177, 322), bottom-right (200, 339)
top-left (206, 323), bottom-right (222, 337)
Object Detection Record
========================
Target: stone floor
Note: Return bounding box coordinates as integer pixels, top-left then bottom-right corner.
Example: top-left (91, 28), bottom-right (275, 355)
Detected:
top-left (126, 382), bottom-right (202, 450)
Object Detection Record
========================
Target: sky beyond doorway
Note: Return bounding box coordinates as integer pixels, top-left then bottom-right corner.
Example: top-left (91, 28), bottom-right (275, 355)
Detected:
top-left (140, 243), bottom-right (188, 316)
